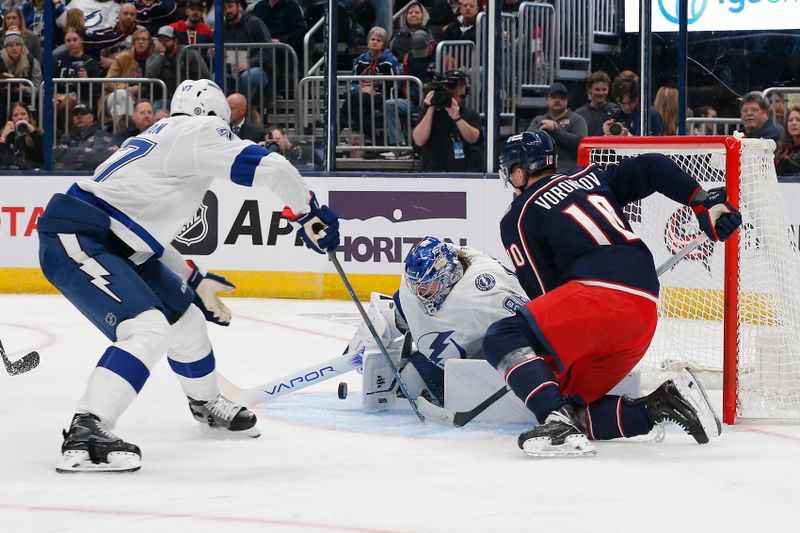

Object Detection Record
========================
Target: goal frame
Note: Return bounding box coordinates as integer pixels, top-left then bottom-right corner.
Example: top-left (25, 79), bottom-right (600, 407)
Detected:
top-left (577, 136), bottom-right (742, 424)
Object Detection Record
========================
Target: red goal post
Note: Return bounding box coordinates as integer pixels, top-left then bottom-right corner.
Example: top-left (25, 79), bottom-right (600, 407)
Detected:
top-left (577, 135), bottom-right (800, 425)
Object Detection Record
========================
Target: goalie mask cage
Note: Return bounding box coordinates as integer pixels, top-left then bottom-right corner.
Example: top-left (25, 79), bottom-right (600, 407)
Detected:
top-left (577, 136), bottom-right (800, 425)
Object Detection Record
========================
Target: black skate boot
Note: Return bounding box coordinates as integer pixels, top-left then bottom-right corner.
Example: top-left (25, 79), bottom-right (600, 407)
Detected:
top-left (188, 394), bottom-right (260, 438)
top-left (56, 413), bottom-right (141, 473)
top-left (644, 368), bottom-right (721, 444)
top-left (518, 404), bottom-right (596, 457)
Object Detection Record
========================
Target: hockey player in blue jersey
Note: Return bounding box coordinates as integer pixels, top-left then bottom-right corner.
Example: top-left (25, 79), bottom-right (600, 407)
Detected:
top-left (38, 79), bottom-right (340, 472)
top-left (483, 131), bottom-right (741, 457)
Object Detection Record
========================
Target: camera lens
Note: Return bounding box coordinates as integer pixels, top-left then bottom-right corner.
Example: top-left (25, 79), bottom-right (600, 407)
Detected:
top-left (609, 122), bottom-right (623, 136)
top-left (14, 122), bottom-right (30, 136)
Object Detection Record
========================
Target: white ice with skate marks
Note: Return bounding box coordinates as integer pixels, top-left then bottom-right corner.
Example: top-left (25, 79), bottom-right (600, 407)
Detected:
top-left (1, 294), bottom-right (798, 533)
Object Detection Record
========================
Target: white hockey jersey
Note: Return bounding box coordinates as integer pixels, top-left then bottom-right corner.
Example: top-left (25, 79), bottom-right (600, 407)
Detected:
top-left (398, 248), bottom-right (529, 367)
top-left (75, 115), bottom-right (309, 265)
top-left (67, 0), bottom-right (120, 32)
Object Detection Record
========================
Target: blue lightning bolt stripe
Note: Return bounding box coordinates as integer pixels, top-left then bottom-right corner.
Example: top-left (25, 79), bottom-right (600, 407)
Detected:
top-left (428, 331), bottom-right (465, 367)
top-left (57, 234), bottom-right (122, 303)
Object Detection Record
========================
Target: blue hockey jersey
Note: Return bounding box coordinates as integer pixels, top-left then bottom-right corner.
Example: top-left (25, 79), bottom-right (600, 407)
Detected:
top-left (500, 154), bottom-right (702, 300)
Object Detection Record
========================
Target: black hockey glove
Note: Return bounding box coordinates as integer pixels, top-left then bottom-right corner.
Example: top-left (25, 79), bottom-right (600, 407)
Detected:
top-left (691, 187), bottom-right (742, 242)
top-left (283, 191), bottom-right (340, 254)
top-left (187, 260), bottom-right (235, 326)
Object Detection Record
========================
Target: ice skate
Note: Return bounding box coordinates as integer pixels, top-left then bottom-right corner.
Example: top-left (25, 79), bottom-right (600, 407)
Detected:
top-left (518, 404), bottom-right (597, 458)
top-left (188, 394), bottom-right (260, 438)
top-left (56, 413), bottom-right (141, 473)
top-left (645, 367), bottom-right (721, 444)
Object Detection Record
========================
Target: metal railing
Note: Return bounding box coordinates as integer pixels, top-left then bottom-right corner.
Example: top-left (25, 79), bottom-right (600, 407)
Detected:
top-left (0, 79), bottom-right (36, 119)
top-left (554, 0), bottom-right (593, 80)
top-left (518, 2), bottom-right (557, 91)
top-left (685, 118), bottom-right (742, 136)
top-left (41, 77), bottom-right (168, 143)
top-left (435, 40), bottom-right (478, 110)
top-left (298, 74), bottom-right (423, 156)
top-left (183, 43), bottom-right (299, 133)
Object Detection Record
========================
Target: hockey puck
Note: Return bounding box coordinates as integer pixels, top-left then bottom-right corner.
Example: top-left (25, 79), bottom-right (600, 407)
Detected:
top-left (337, 382), bottom-right (348, 400)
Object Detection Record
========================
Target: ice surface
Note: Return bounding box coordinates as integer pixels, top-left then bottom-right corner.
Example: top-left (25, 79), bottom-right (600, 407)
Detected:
top-left (0, 295), bottom-right (798, 532)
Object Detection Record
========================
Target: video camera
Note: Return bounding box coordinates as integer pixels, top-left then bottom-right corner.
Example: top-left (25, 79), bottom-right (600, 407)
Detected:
top-left (425, 70), bottom-right (470, 110)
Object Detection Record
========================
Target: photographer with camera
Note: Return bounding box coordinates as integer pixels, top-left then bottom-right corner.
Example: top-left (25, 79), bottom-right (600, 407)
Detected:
top-left (412, 69), bottom-right (483, 172)
top-left (0, 101), bottom-right (43, 170)
top-left (603, 73), bottom-right (663, 137)
top-left (527, 82), bottom-right (587, 169)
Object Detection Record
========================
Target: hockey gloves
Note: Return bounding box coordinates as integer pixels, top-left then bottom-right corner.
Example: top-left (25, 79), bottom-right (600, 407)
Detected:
top-left (282, 191), bottom-right (340, 254)
top-left (691, 187), bottom-right (742, 242)
top-left (186, 260), bottom-right (235, 326)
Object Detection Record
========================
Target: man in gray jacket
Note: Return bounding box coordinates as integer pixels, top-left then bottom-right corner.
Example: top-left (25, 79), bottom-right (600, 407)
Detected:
top-left (527, 82), bottom-right (587, 169)
top-left (146, 26), bottom-right (211, 104)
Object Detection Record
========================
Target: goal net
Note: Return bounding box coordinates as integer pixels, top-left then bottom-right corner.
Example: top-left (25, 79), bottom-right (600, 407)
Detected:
top-left (577, 135), bottom-right (800, 424)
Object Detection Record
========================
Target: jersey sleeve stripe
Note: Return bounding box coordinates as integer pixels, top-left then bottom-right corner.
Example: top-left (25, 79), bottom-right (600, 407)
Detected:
top-left (68, 184), bottom-right (165, 258)
top-left (230, 144), bottom-right (272, 186)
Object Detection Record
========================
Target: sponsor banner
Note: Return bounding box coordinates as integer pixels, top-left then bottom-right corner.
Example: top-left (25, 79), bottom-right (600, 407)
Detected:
top-left (625, 0), bottom-right (800, 33)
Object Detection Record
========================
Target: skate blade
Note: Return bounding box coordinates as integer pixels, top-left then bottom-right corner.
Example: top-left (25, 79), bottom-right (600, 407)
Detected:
top-left (56, 450), bottom-right (141, 473)
top-left (678, 368), bottom-right (722, 440)
top-left (198, 423), bottom-right (261, 439)
top-left (522, 434), bottom-right (597, 458)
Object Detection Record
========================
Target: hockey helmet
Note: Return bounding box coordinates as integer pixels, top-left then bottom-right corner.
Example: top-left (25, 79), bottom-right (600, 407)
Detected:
top-left (499, 130), bottom-right (557, 186)
top-left (171, 79), bottom-right (231, 123)
top-left (404, 236), bottom-right (464, 315)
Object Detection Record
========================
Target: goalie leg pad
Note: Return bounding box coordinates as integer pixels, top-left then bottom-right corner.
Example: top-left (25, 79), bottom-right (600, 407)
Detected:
top-left (361, 351), bottom-right (398, 412)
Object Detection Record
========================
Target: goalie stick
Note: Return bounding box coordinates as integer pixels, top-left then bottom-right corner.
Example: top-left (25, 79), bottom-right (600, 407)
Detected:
top-left (329, 252), bottom-right (426, 421)
top-left (418, 234), bottom-right (710, 427)
top-left (0, 338), bottom-right (40, 376)
top-left (217, 347), bottom-right (365, 407)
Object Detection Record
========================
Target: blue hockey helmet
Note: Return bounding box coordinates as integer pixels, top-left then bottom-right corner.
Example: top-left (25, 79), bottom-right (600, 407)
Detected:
top-left (404, 236), bottom-right (464, 315)
top-left (499, 130), bottom-right (557, 186)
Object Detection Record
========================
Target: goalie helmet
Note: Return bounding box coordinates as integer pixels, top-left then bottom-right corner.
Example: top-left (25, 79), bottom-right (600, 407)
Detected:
top-left (170, 79), bottom-right (231, 123)
top-left (499, 130), bottom-right (557, 186)
top-left (404, 236), bottom-right (464, 315)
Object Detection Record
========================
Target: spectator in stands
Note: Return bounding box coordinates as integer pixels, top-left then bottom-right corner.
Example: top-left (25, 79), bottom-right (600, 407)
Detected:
top-left (739, 91), bottom-right (783, 145)
top-left (54, 28), bottom-right (100, 79)
top-left (170, 0), bottom-right (214, 46)
top-left (442, 0), bottom-right (479, 43)
top-left (384, 28), bottom-right (439, 158)
top-left (227, 92), bottom-right (265, 143)
top-left (153, 106), bottom-right (170, 121)
top-left (222, 0), bottom-right (272, 108)
top-left (83, 1), bottom-right (140, 72)
top-left (109, 98), bottom-right (154, 148)
top-left (2, 6), bottom-right (42, 64)
top-left (103, 27), bottom-right (155, 131)
top-left (0, 101), bottom-right (43, 170)
top-left (134, 0), bottom-right (181, 34)
top-left (428, 0), bottom-right (460, 42)
top-left (252, 0), bottom-right (308, 58)
top-left (654, 86), bottom-right (679, 135)
top-left (21, 0), bottom-right (65, 45)
top-left (0, 28), bottom-right (42, 111)
top-left (527, 82), bottom-right (587, 169)
top-left (501, 0), bottom-right (523, 13)
top-left (389, 1), bottom-right (431, 61)
top-left (412, 69), bottom-right (483, 172)
top-left (54, 103), bottom-right (112, 170)
top-left (344, 26), bottom-right (400, 141)
top-left (575, 70), bottom-right (616, 137)
top-left (263, 125), bottom-right (324, 168)
top-left (604, 74), bottom-right (663, 136)
top-left (775, 106), bottom-right (800, 176)
top-left (691, 105), bottom-right (718, 135)
top-left (145, 25), bottom-right (210, 103)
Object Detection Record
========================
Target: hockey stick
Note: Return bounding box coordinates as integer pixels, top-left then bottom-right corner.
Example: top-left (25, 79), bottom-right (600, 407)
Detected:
top-left (329, 252), bottom-right (425, 421)
top-left (0, 338), bottom-right (40, 376)
top-left (217, 348), bottom-right (365, 407)
top-left (418, 233), bottom-right (710, 427)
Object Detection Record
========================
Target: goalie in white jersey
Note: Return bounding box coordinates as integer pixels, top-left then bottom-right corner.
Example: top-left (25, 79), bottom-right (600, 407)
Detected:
top-left (37, 79), bottom-right (340, 473)
top-left (350, 236), bottom-right (528, 408)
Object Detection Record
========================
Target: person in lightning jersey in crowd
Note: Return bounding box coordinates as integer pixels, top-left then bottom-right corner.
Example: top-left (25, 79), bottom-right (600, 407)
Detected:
top-left (37, 79), bottom-right (340, 473)
top-left (483, 130), bottom-right (742, 457)
top-left (346, 237), bottom-right (529, 408)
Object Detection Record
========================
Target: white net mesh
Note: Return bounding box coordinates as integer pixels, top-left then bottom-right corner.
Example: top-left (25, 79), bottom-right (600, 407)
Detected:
top-left (582, 137), bottom-right (800, 420)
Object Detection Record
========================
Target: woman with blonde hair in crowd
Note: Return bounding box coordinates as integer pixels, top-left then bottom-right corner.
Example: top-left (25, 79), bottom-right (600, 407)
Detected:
top-left (103, 27), bottom-right (155, 131)
top-left (0, 26), bottom-right (42, 121)
top-left (775, 106), bottom-right (800, 176)
top-left (654, 86), bottom-right (679, 135)
top-left (1, 6), bottom-right (42, 64)
top-left (0, 101), bottom-right (43, 169)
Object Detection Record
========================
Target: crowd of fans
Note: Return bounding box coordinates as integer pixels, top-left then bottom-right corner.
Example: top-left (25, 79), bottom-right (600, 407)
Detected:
top-left (0, 0), bottom-right (796, 175)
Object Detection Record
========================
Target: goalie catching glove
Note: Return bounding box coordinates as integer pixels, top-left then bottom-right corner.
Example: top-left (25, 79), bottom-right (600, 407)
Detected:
top-left (186, 260), bottom-right (235, 326)
top-left (282, 191), bottom-right (340, 254)
top-left (691, 186), bottom-right (742, 242)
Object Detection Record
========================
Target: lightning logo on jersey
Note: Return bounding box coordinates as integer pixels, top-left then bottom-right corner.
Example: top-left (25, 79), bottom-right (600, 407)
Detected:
top-left (419, 330), bottom-right (465, 368)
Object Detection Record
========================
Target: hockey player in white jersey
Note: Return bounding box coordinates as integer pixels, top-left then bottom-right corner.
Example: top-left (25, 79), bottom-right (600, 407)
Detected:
top-left (350, 236), bottom-right (528, 408)
top-left (37, 79), bottom-right (340, 473)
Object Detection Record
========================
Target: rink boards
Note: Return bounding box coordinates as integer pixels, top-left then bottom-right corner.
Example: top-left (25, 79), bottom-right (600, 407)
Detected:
top-left (1, 174), bottom-right (798, 299)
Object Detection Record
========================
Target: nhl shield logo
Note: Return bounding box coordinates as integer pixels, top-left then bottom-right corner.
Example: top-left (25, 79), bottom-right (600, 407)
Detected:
top-left (172, 191), bottom-right (219, 255)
